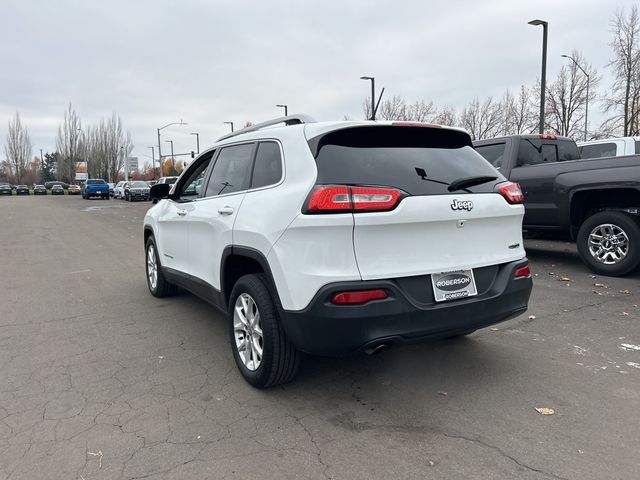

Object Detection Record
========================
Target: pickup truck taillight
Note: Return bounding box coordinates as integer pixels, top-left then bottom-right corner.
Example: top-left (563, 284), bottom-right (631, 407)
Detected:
top-left (498, 182), bottom-right (524, 204)
top-left (304, 185), bottom-right (405, 213)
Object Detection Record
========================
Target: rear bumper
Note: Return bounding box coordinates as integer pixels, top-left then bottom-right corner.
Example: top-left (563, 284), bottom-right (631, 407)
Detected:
top-left (279, 258), bottom-right (532, 356)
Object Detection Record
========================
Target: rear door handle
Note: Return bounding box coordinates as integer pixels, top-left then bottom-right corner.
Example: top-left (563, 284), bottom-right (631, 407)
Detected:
top-left (218, 206), bottom-right (234, 215)
top-left (177, 209), bottom-right (188, 216)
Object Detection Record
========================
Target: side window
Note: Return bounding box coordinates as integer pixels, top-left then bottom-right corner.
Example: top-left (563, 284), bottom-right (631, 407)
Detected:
top-left (635, 141), bottom-right (640, 155)
top-left (204, 143), bottom-right (254, 197)
top-left (251, 142), bottom-right (283, 188)
top-left (175, 151), bottom-right (215, 201)
top-left (474, 143), bottom-right (506, 169)
top-left (581, 143), bottom-right (617, 159)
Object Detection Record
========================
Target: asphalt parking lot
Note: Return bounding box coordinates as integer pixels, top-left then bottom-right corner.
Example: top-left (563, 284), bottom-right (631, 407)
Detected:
top-left (1, 196), bottom-right (639, 480)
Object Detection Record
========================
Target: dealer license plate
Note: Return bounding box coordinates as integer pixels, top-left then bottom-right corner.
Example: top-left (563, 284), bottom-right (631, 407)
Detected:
top-left (431, 269), bottom-right (478, 302)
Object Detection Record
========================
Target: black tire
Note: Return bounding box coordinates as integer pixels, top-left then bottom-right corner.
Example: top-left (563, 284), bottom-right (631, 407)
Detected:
top-left (104, 195), bottom-right (109, 200)
top-left (145, 236), bottom-right (178, 297)
top-left (228, 274), bottom-right (300, 388)
top-left (82, 194), bottom-right (86, 199)
top-left (576, 211), bottom-right (640, 277)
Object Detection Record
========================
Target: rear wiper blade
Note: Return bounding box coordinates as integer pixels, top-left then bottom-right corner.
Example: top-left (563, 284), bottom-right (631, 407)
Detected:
top-left (448, 175), bottom-right (498, 192)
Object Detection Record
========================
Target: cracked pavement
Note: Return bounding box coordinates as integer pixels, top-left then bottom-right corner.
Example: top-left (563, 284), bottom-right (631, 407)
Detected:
top-left (1, 196), bottom-right (639, 479)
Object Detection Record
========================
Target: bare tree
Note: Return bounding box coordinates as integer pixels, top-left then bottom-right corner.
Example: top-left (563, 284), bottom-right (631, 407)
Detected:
top-left (604, 6), bottom-right (640, 136)
top-left (55, 103), bottom-right (82, 182)
top-left (545, 51), bottom-right (600, 138)
top-left (84, 112), bottom-right (133, 181)
top-left (459, 97), bottom-right (503, 140)
top-left (4, 112), bottom-right (32, 183)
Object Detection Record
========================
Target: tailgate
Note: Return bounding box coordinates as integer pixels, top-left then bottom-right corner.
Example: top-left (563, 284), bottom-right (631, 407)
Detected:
top-left (353, 193), bottom-right (525, 279)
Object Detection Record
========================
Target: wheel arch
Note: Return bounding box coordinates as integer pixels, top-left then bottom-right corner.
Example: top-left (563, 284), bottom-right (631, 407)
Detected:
top-left (569, 187), bottom-right (640, 238)
top-left (221, 246), bottom-right (282, 311)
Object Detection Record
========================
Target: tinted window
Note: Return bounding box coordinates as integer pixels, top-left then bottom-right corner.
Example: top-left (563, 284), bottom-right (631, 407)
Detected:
top-left (517, 138), bottom-right (579, 166)
top-left (475, 143), bottom-right (506, 169)
top-left (635, 141), bottom-right (640, 154)
top-left (311, 127), bottom-right (502, 195)
top-left (580, 143), bottom-right (617, 158)
top-left (205, 144), bottom-right (254, 197)
top-left (251, 142), bottom-right (282, 188)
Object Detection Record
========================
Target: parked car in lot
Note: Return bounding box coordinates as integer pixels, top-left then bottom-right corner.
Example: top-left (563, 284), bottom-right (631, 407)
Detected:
top-left (16, 185), bottom-right (29, 195)
top-left (474, 133), bottom-right (640, 276)
top-left (0, 183), bottom-right (11, 195)
top-left (125, 181), bottom-right (150, 201)
top-left (51, 185), bottom-right (65, 195)
top-left (33, 185), bottom-right (47, 195)
top-left (82, 179), bottom-right (109, 199)
top-left (114, 181), bottom-right (126, 199)
top-left (156, 176), bottom-right (178, 186)
top-left (67, 185), bottom-right (81, 195)
top-left (578, 136), bottom-right (640, 158)
top-left (107, 182), bottom-right (115, 197)
top-left (144, 116), bottom-right (533, 387)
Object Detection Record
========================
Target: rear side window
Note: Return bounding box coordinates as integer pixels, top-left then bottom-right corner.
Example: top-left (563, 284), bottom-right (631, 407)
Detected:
top-left (251, 142), bottom-right (282, 188)
top-left (308, 126), bottom-right (503, 195)
top-left (635, 141), bottom-right (640, 154)
top-left (475, 143), bottom-right (506, 169)
top-left (205, 143), bottom-right (254, 197)
top-left (580, 143), bottom-right (617, 159)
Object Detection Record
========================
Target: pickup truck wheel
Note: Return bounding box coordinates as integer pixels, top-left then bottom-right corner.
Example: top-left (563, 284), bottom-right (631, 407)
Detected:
top-left (229, 274), bottom-right (300, 388)
top-left (577, 211), bottom-right (640, 276)
top-left (145, 237), bottom-right (178, 297)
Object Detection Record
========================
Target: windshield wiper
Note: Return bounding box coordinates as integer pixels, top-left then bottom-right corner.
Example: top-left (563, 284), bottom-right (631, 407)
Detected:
top-left (448, 175), bottom-right (497, 192)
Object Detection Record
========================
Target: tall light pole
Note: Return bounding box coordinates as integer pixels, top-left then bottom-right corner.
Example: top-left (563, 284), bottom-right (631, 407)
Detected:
top-left (148, 146), bottom-right (155, 178)
top-left (528, 19), bottom-right (548, 134)
top-left (360, 76), bottom-right (375, 120)
top-left (561, 54), bottom-right (590, 141)
top-left (224, 121), bottom-right (234, 132)
top-left (39, 149), bottom-right (44, 183)
top-left (121, 146), bottom-right (127, 182)
top-left (276, 104), bottom-right (288, 116)
top-left (157, 121), bottom-right (187, 180)
top-left (190, 132), bottom-right (200, 154)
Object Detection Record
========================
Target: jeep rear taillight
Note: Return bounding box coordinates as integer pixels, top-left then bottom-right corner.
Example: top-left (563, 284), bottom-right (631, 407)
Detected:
top-left (498, 182), bottom-right (524, 204)
top-left (305, 185), bottom-right (405, 213)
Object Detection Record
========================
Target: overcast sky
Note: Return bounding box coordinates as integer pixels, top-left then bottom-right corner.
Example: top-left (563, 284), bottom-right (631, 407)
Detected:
top-left (0, 0), bottom-right (634, 165)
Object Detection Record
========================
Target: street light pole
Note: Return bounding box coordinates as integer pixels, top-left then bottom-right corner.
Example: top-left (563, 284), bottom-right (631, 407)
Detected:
top-left (148, 146), bottom-right (155, 179)
top-left (224, 121), bottom-right (234, 132)
top-left (561, 54), bottom-right (590, 141)
top-left (156, 121), bottom-right (187, 180)
top-left (528, 19), bottom-right (548, 134)
top-left (190, 132), bottom-right (200, 154)
top-left (276, 104), bottom-right (288, 116)
top-left (121, 146), bottom-right (127, 182)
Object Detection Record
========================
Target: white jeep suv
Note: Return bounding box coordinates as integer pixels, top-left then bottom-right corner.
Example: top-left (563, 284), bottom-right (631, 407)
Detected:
top-left (144, 116), bottom-right (533, 388)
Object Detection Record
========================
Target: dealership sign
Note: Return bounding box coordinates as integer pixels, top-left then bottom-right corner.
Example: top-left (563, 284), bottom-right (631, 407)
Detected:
top-left (75, 162), bottom-right (87, 180)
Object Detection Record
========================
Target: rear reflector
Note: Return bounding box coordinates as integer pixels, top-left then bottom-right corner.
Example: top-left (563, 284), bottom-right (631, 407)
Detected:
top-left (332, 290), bottom-right (388, 305)
top-left (498, 182), bottom-right (524, 204)
top-left (514, 264), bottom-right (531, 278)
top-left (305, 185), bottom-right (404, 213)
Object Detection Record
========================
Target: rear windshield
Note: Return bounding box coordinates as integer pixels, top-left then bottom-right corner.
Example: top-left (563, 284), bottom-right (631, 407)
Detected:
top-left (87, 179), bottom-right (106, 185)
top-left (580, 142), bottom-right (616, 158)
top-left (517, 138), bottom-right (580, 166)
top-left (163, 177), bottom-right (178, 184)
top-left (308, 126), bottom-right (503, 195)
top-left (474, 142), bottom-right (507, 169)
top-left (131, 181), bottom-right (147, 187)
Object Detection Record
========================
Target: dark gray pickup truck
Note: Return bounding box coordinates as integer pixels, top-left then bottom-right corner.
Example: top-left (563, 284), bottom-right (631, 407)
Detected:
top-left (474, 134), bottom-right (640, 276)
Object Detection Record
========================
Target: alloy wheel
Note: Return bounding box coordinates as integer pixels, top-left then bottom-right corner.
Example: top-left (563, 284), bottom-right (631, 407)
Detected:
top-left (233, 293), bottom-right (264, 371)
top-left (588, 223), bottom-right (629, 265)
top-left (147, 244), bottom-right (158, 290)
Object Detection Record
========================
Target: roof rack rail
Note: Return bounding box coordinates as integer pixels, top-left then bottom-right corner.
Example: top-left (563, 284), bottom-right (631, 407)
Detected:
top-left (216, 114), bottom-right (316, 142)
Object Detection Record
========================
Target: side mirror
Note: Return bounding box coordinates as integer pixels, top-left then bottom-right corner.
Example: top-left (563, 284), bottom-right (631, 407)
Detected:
top-left (150, 183), bottom-right (170, 200)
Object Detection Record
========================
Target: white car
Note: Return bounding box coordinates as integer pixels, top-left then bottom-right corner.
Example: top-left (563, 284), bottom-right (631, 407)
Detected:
top-left (114, 181), bottom-right (126, 199)
top-left (143, 116), bottom-right (533, 388)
